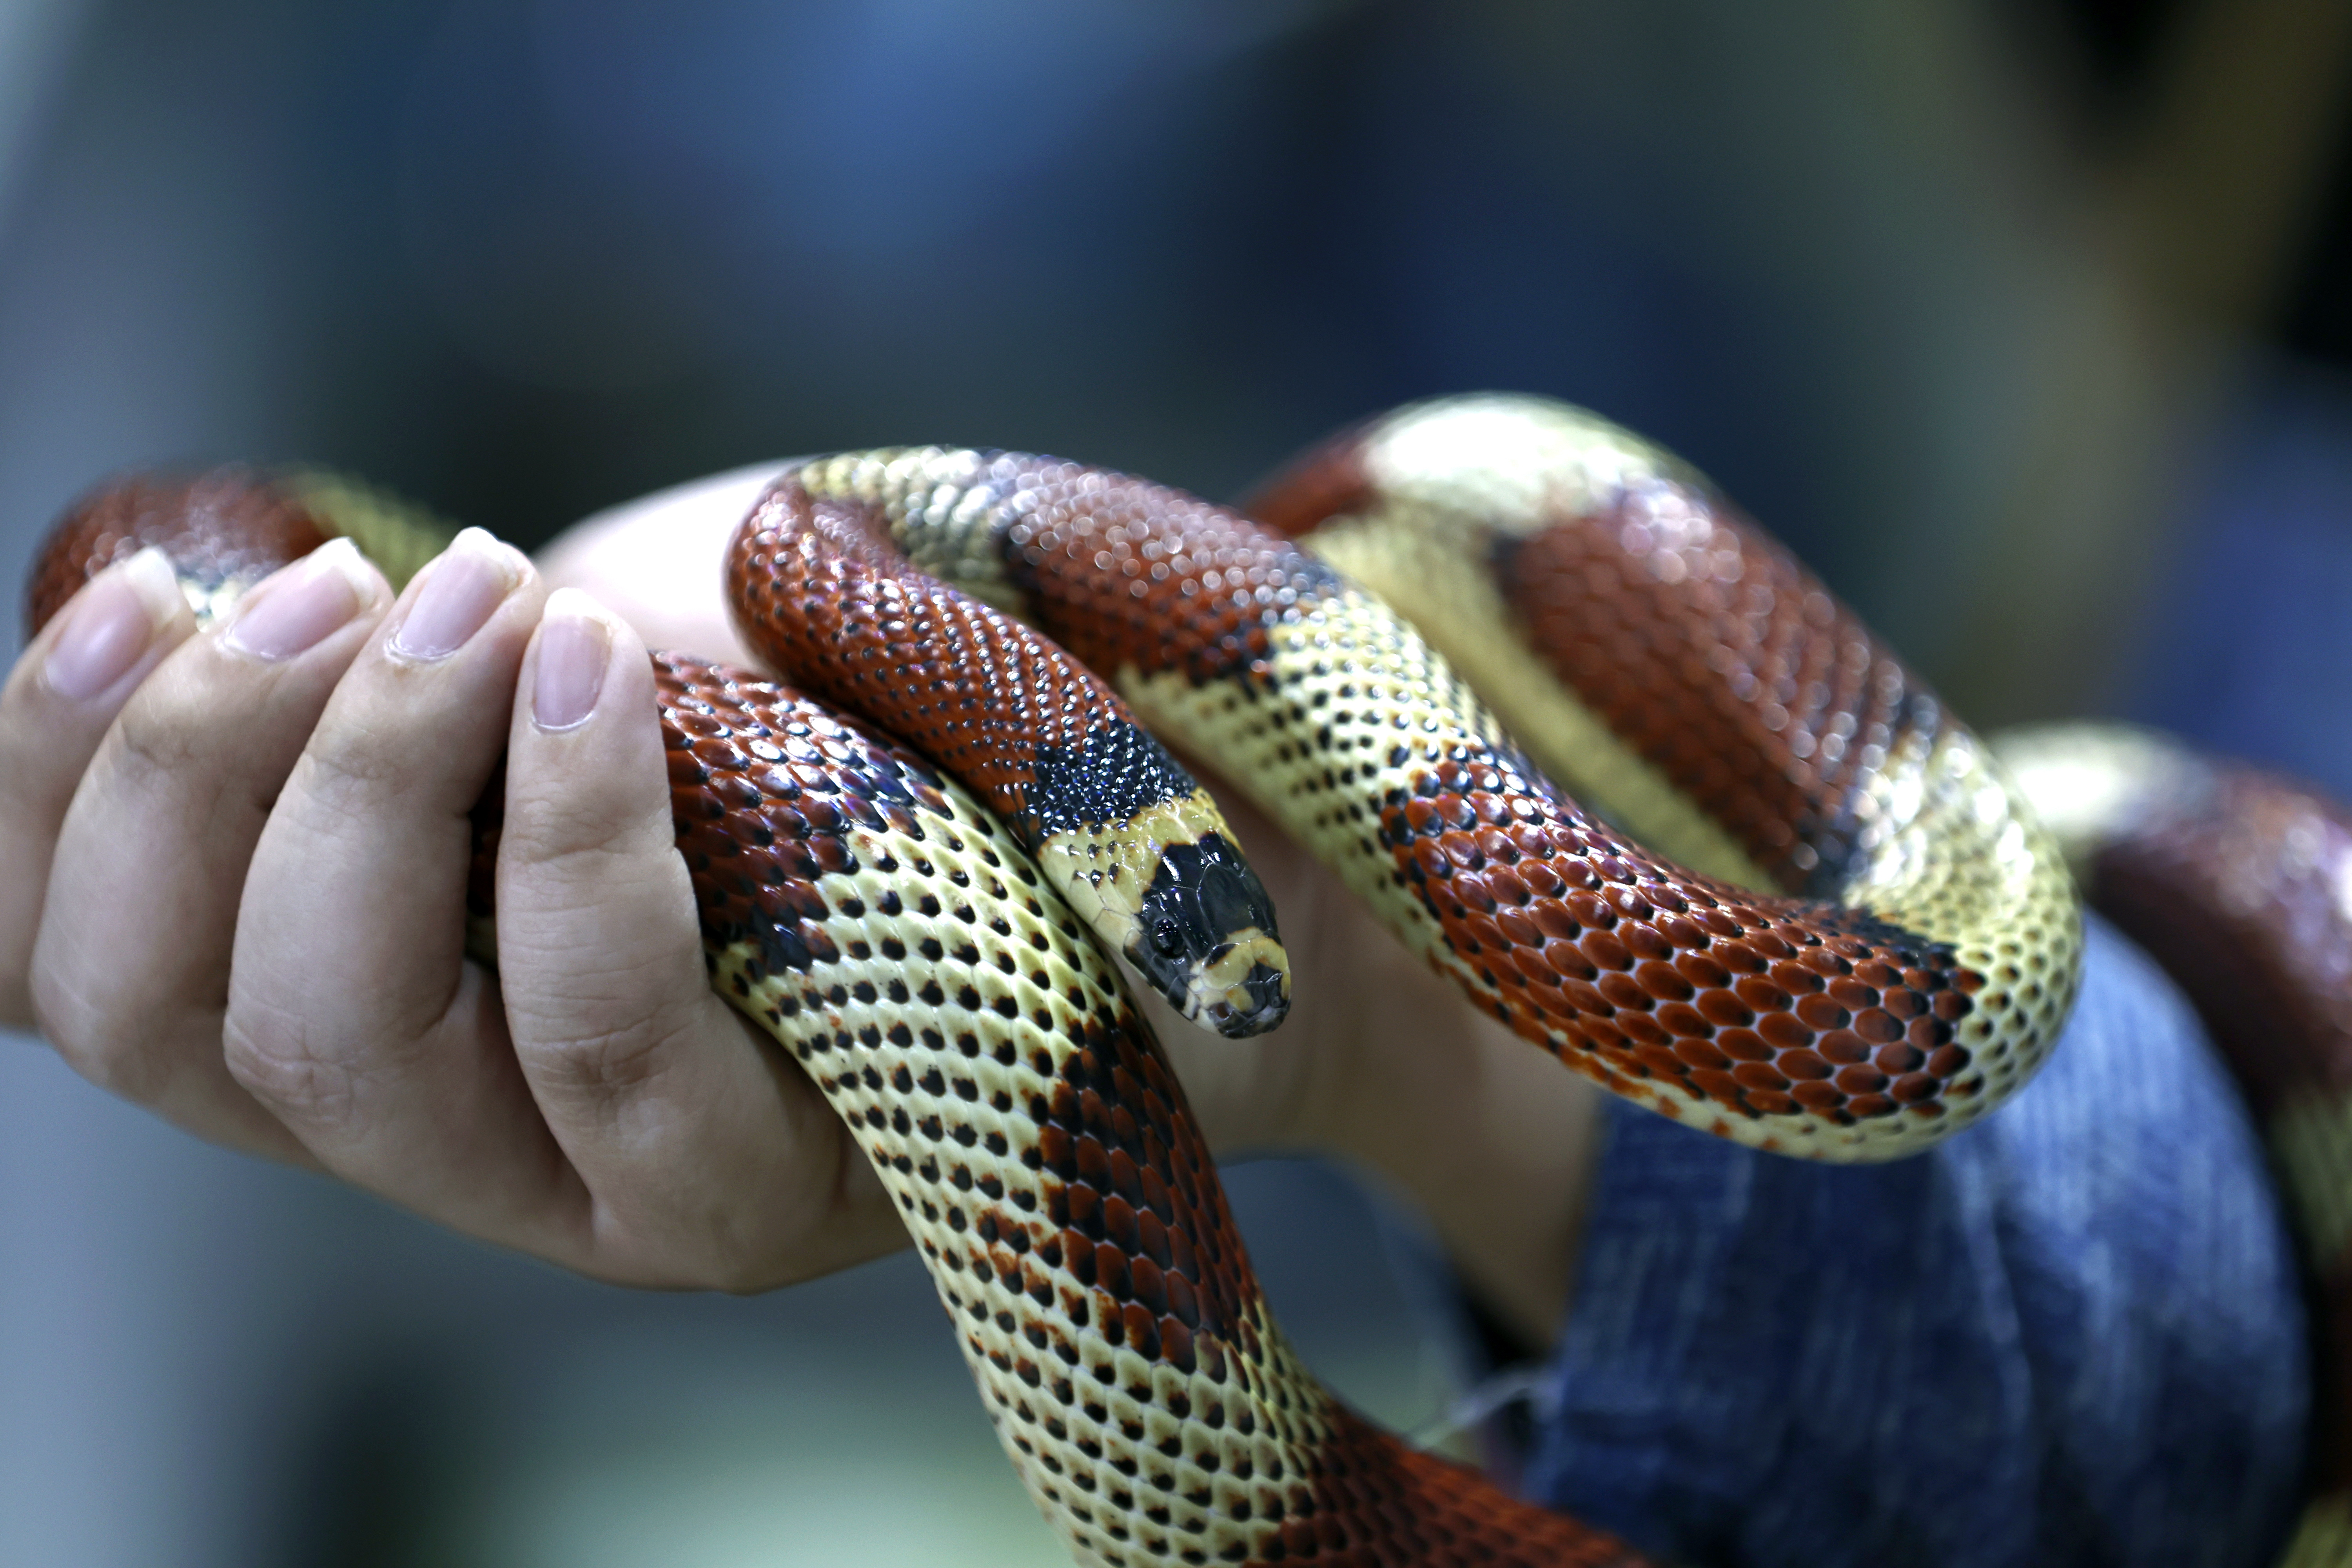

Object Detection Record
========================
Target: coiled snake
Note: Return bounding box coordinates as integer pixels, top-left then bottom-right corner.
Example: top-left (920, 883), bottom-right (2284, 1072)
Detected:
top-left (30, 396), bottom-right (2352, 1566)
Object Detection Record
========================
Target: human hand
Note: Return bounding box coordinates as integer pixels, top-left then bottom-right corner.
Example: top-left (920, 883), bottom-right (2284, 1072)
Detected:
top-left (7, 461), bottom-right (1598, 1340)
top-left (1, 479), bottom-right (899, 1291)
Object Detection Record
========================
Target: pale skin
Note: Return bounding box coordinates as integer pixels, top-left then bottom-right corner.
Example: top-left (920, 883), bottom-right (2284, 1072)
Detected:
top-left (1, 470), bottom-right (1601, 1348)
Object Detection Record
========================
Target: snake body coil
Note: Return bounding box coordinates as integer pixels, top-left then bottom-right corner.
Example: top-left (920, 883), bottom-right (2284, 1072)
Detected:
top-left (30, 395), bottom-right (2352, 1566)
top-left (762, 405), bottom-right (2079, 1161)
top-left (656, 652), bottom-right (1636, 1566)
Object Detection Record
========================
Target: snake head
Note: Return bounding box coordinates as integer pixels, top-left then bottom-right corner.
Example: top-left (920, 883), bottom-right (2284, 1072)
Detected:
top-left (1131, 831), bottom-right (1290, 1038)
top-left (1038, 808), bottom-right (1292, 1040)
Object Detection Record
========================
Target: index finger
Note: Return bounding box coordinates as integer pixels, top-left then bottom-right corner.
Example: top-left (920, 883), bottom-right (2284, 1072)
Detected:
top-left (0, 546), bottom-right (195, 1027)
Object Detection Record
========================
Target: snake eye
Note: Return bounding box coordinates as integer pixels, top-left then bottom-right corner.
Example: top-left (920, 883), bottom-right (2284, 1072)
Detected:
top-left (1151, 917), bottom-right (1187, 958)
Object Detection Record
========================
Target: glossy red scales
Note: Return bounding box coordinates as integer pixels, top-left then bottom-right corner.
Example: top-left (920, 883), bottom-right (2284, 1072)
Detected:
top-left (655, 650), bottom-right (971, 981)
top-left (82, 387), bottom-right (2352, 1562)
top-left (2088, 764), bottom-right (2352, 1511)
top-left (888, 456), bottom-right (1345, 687)
top-left (27, 474), bottom-right (1646, 1564)
top-left (2080, 764), bottom-right (2352, 1123)
top-left (1997, 725), bottom-right (2352, 1565)
top-left (1387, 741), bottom-right (1983, 1130)
top-left (1493, 482), bottom-right (1944, 895)
top-left (1292, 1409), bottom-right (1647, 1567)
top-left (726, 475), bottom-right (1147, 828)
top-left (1127, 395), bottom-right (2085, 1159)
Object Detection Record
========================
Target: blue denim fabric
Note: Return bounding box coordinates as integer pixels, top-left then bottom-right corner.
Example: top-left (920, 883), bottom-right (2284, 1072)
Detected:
top-left (1523, 913), bottom-right (2311, 1568)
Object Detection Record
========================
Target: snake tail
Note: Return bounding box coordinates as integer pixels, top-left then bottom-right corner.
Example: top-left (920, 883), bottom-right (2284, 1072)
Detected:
top-left (728, 468), bottom-right (1290, 1040)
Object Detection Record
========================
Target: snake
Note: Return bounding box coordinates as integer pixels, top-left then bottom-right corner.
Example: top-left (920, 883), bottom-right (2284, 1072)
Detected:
top-left (27, 394), bottom-right (2351, 1566)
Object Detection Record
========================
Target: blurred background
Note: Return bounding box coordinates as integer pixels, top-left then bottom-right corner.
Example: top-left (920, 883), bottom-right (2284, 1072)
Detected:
top-left (4, 0), bottom-right (2351, 1563)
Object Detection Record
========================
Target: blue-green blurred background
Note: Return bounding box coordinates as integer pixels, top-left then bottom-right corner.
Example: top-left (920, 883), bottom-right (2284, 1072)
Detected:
top-left (4, 2), bottom-right (2351, 1563)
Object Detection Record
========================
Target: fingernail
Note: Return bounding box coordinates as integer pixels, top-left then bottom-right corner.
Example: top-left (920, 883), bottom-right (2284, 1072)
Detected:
top-left (390, 528), bottom-right (520, 662)
top-left (533, 589), bottom-right (611, 731)
top-left (222, 538), bottom-right (374, 662)
top-left (44, 547), bottom-right (184, 701)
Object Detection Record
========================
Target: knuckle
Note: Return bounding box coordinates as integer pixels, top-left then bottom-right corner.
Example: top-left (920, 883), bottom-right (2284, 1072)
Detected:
top-left (499, 783), bottom-right (661, 872)
top-left (0, 977), bottom-right (36, 1036)
top-left (0, 700), bottom-right (94, 824)
top-left (707, 1248), bottom-right (794, 1296)
top-left (280, 741), bottom-right (408, 840)
top-left (103, 686), bottom-right (268, 837)
top-left (287, 704), bottom-right (458, 831)
top-left (499, 746), bottom-right (668, 871)
top-left (33, 969), bottom-right (179, 1105)
top-left (583, 1203), bottom-right (800, 1296)
top-left (499, 801), bottom-right (621, 869)
top-left (497, 858), bottom-right (698, 986)
top-left (221, 1009), bottom-right (358, 1131)
top-left (513, 989), bottom-right (694, 1106)
top-left (588, 1243), bottom-right (781, 1296)
top-left (109, 690), bottom-right (216, 784)
top-left (299, 721), bottom-right (414, 799)
top-left (73, 1040), bottom-right (170, 1104)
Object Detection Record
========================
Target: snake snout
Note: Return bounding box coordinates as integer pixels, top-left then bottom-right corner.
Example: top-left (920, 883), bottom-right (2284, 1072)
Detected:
top-left (1215, 959), bottom-right (1292, 1037)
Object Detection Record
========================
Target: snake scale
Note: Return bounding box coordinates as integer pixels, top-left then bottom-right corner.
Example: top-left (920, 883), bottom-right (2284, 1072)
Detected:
top-left (29, 395), bottom-right (2352, 1566)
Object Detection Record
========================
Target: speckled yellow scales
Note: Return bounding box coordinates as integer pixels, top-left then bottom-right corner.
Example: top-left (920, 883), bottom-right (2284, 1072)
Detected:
top-left (1123, 587), bottom-right (2079, 1159)
top-left (691, 716), bottom-right (1325, 1568)
top-left (726, 462), bottom-right (1295, 1041)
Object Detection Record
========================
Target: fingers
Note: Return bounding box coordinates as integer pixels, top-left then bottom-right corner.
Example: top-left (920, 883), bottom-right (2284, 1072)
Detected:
top-left (0, 548), bottom-right (195, 1028)
top-left (489, 591), bottom-right (897, 1288)
top-left (221, 528), bottom-right (561, 1218)
top-left (220, 566), bottom-right (895, 1289)
top-left (30, 541), bottom-right (391, 1156)
top-left (20, 477), bottom-right (905, 1293)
